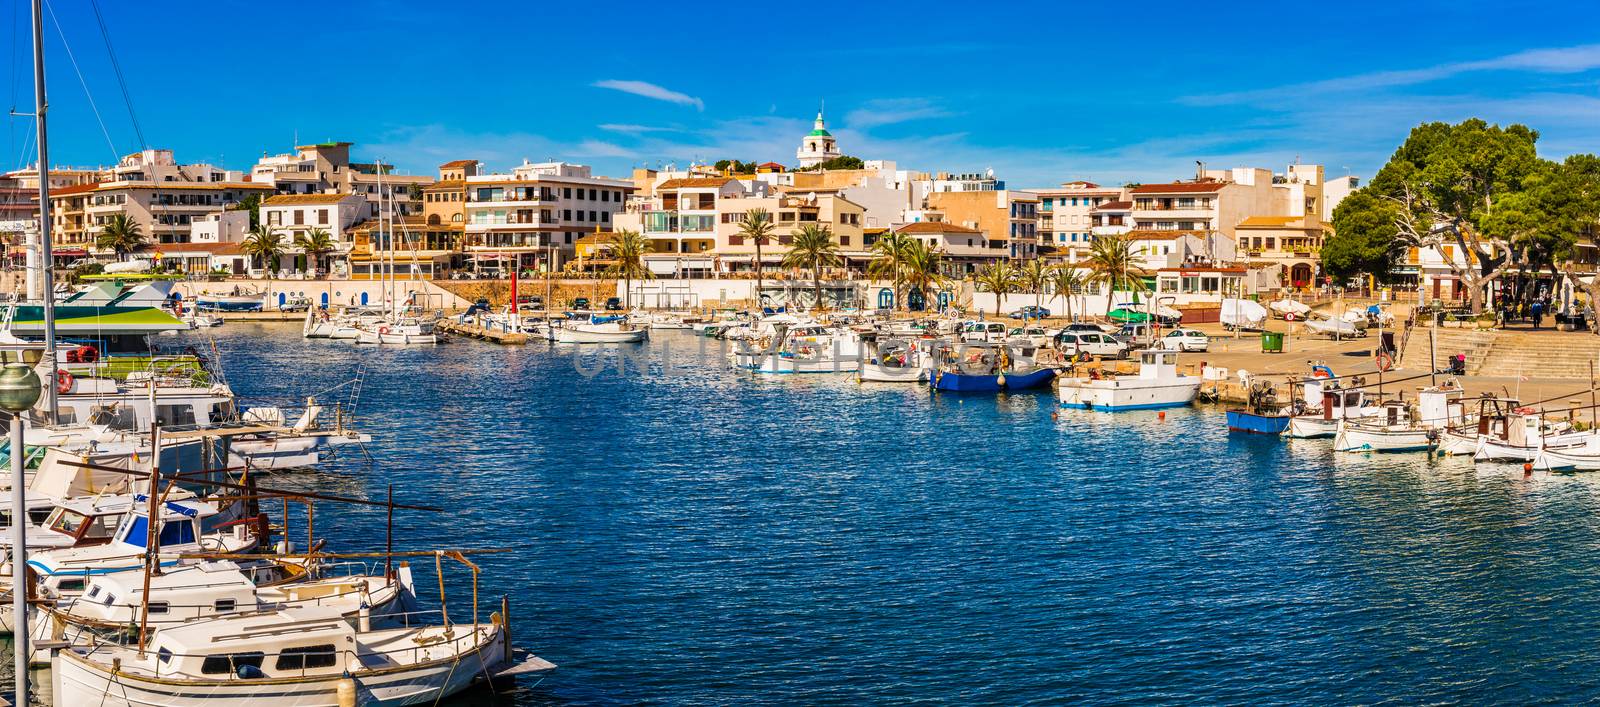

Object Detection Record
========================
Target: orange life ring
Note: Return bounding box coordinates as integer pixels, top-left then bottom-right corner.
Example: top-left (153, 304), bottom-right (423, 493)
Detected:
top-left (76, 345), bottom-right (98, 363)
top-left (56, 370), bottom-right (73, 394)
top-left (1375, 352), bottom-right (1394, 372)
top-left (378, 326), bottom-right (392, 335)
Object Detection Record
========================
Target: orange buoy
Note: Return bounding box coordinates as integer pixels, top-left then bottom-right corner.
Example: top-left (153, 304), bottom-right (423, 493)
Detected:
top-left (1524, 463), bottom-right (1534, 475)
top-left (1158, 411), bottom-right (1167, 421)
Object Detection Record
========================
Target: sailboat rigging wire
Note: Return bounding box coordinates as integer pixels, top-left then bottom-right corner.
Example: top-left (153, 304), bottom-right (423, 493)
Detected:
top-left (41, 0), bottom-right (118, 160)
top-left (87, 0), bottom-right (144, 149)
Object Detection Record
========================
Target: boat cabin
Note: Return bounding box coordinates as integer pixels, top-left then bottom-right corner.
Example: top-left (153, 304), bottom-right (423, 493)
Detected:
top-left (1136, 350), bottom-right (1183, 380)
top-left (73, 560), bottom-right (262, 626)
top-left (146, 608), bottom-right (353, 680)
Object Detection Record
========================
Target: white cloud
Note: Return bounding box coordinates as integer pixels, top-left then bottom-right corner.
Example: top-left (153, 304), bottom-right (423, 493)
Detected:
top-left (597, 124), bottom-right (682, 135)
top-left (844, 98), bottom-right (952, 130)
top-left (1189, 43), bottom-right (1600, 106)
top-left (592, 80), bottom-right (704, 110)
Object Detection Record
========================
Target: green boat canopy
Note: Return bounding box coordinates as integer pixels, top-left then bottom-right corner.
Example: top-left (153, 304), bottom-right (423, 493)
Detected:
top-left (1107, 308), bottom-right (1150, 323)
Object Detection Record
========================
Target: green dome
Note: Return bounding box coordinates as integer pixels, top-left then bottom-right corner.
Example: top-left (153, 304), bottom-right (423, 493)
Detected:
top-left (808, 128), bottom-right (832, 137)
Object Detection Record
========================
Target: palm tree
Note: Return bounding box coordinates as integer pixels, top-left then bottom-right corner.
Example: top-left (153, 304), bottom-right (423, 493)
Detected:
top-left (974, 260), bottom-right (1018, 317)
top-left (900, 240), bottom-right (947, 312)
top-left (738, 209), bottom-right (775, 310)
top-left (241, 224), bottom-right (284, 281)
top-left (603, 229), bottom-right (654, 309)
top-left (781, 224), bottom-right (841, 312)
top-left (294, 227), bottom-right (335, 275)
top-left (1018, 258), bottom-right (1051, 314)
top-left (1049, 263), bottom-right (1086, 322)
top-left (867, 230), bottom-right (912, 312)
top-left (1087, 233), bottom-right (1142, 317)
top-left (95, 214), bottom-right (145, 261)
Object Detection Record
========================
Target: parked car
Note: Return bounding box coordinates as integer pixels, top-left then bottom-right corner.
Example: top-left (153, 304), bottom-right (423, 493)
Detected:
top-left (1061, 321), bottom-right (1110, 334)
top-left (570, 297), bottom-right (591, 310)
top-left (1053, 330), bottom-right (1129, 359)
top-left (960, 320), bottom-right (1010, 343)
top-left (1007, 325), bottom-right (1051, 347)
top-left (605, 297), bottom-right (624, 311)
top-left (1160, 328), bottom-right (1210, 352)
top-left (1009, 305), bottom-right (1051, 320)
top-left (1112, 323), bottom-right (1160, 348)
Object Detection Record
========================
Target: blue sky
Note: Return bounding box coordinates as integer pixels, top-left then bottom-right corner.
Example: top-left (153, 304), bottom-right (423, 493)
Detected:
top-left (7, 0), bottom-right (1600, 187)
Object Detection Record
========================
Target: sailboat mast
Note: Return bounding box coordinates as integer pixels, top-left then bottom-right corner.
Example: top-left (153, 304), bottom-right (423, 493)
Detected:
top-left (30, 0), bottom-right (58, 424)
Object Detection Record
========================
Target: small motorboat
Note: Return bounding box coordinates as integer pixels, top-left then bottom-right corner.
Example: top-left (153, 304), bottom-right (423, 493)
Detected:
top-left (1226, 380), bottom-right (1290, 434)
top-left (193, 293), bottom-right (264, 312)
top-left (1305, 316), bottom-right (1363, 339)
top-left (1058, 349), bottom-right (1201, 411)
top-left (929, 341), bottom-right (1057, 393)
top-left (858, 338), bottom-right (932, 383)
top-left (554, 316), bottom-right (649, 344)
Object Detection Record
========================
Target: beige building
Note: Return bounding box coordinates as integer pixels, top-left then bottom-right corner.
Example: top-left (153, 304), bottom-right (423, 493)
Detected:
top-left (250, 142), bottom-right (432, 220)
top-left (614, 176), bottom-right (867, 278)
top-left (893, 221), bottom-right (1005, 276)
top-left (1131, 164), bottom-right (1341, 286)
top-left (46, 149), bottom-right (268, 254)
top-left (461, 161), bottom-right (633, 274)
top-left (1028, 181), bottom-right (1130, 256)
top-left (922, 190), bottom-right (1039, 259)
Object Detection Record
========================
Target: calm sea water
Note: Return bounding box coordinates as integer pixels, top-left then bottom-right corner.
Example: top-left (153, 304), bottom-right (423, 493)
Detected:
top-left (42, 323), bottom-right (1600, 704)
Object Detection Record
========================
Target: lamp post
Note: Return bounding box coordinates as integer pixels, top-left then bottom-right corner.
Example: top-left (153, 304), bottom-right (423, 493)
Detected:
top-left (0, 363), bottom-right (41, 705)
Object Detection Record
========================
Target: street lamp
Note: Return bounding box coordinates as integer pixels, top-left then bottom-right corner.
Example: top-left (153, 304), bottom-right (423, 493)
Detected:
top-left (0, 362), bottom-right (41, 706)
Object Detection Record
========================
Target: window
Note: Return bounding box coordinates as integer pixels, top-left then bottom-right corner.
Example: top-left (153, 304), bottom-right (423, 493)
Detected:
top-left (215, 599), bottom-right (236, 612)
top-left (147, 601), bottom-right (169, 614)
top-left (201, 652), bottom-right (265, 675)
top-left (159, 520), bottom-right (196, 546)
top-left (293, 210), bottom-right (304, 225)
top-left (588, 189), bottom-right (597, 200)
top-left (318, 209), bottom-right (328, 225)
top-left (268, 211), bottom-right (282, 226)
top-left (563, 187), bottom-right (571, 198)
top-left (275, 645), bottom-right (338, 671)
top-left (562, 209), bottom-right (572, 220)
top-left (158, 648), bottom-right (173, 664)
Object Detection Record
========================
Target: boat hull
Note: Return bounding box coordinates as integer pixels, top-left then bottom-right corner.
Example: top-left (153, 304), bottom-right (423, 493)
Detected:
top-left (1057, 379), bottom-right (1200, 411)
top-left (858, 364), bottom-right (927, 383)
top-left (555, 328), bottom-right (648, 344)
top-left (1533, 447), bottom-right (1600, 471)
top-left (1473, 433), bottom-right (1592, 463)
top-left (1227, 410), bottom-right (1291, 434)
top-left (195, 297), bottom-right (263, 312)
top-left (931, 367), bottom-right (1056, 393)
top-left (1284, 416), bottom-right (1336, 439)
top-left (1333, 425), bottom-right (1435, 453)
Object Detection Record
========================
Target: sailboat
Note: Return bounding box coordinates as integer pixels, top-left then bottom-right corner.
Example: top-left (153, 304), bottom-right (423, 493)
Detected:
top-left (355, 163), bottom-right (439, 345)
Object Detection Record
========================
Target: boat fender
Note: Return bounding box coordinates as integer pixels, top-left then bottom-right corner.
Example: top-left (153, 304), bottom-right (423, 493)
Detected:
top-left (336, 676), bottom-right (358, 707)
top-left (55, 370), bottom-right (72, 394)
top-left (379, 326), bottom-right (392, 335)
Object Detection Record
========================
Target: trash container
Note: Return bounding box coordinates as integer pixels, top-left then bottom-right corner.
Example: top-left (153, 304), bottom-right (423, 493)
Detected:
top-left (1261, 331), bottom-right (1285, 353)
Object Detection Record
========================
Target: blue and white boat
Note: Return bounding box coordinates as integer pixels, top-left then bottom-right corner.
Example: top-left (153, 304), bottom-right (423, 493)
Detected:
top-left (1057, 350), bottom-right (1200, 411)
top-left (929, 341), bottom-right (1057, 393)
top-left (193, 293), bottom-right (264, 312)
top-left (1227, 409), bottom-right (1291, 434)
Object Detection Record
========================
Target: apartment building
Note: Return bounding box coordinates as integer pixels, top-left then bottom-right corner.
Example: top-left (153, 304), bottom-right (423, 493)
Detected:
top-left (46, 150), bottom-right (272, 255)
top-left (250, 142), bottom-right (433, 220)
top-left (614, 176), bottom-right (866, 277)
top-left (1131, 164), bottom-right (1343, 286)
top-left (1028, 181), bottom-right (1129, 255)
top-left (922, 190), bottom-right (1039, 259)
top-left (259, 193), bottom-right (367, 274)
top-left (462, 161), bottom-right (633, 273)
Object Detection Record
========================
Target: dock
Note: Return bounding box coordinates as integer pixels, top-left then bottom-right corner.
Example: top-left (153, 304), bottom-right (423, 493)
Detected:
top-left (436, 318), bottom-right (529, 345)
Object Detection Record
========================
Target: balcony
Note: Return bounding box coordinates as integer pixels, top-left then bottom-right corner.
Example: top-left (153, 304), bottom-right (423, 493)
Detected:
top-left (466, 193), bottom-right (555, 205)
top-left (465, 216), bottom-right (555, 230)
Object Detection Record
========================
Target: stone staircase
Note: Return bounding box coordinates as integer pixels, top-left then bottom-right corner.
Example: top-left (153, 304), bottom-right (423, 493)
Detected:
top-left (1398, 326), bottom-right (1496, 375)
top-left (1475, 331), bottom-right (1600, 379)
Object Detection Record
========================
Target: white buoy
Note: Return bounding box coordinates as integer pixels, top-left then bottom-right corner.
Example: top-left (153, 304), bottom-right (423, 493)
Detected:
top-left (337, 677), bottom-right (358, 707)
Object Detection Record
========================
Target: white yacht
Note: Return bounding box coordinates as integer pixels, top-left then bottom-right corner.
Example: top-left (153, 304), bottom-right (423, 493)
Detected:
top-left (735, 324), bottom-right (862, 374)
top-left (53, 604), bottom-right (533, 707)
top-left (1057, 350), bottom-right (1200, 411)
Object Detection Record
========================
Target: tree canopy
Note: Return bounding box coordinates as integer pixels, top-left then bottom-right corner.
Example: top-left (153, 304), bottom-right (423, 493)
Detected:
top-left (1322, 119), bottom-right (1600, 311)
top-left (796, 155), bottom-right (864, 172)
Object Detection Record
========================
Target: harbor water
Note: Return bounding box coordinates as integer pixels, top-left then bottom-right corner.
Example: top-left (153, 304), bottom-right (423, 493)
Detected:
top-left (34, 323), bottom-right (1600, 704)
